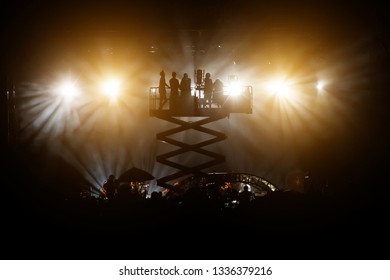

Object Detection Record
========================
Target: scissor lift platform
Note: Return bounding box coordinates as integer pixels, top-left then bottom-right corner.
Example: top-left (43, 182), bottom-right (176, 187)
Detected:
top-left (150, 86), bottom-right (253, 190)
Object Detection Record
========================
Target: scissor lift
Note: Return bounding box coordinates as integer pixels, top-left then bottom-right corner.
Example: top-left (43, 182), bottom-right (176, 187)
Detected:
top-left (149, 76), bottom-right (253, 191)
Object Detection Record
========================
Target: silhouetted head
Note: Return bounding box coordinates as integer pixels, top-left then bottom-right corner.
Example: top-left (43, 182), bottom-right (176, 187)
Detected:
top-left (160, 70), bottom-right (165, 77)
top-left (172, 72), bottom-right (176, 77)
top-left (183, 73), bottom-right (188, 78)
top-left (206, 72), bottom-right (211, 78)
top-left (215, 78), bottom-right (223, 86)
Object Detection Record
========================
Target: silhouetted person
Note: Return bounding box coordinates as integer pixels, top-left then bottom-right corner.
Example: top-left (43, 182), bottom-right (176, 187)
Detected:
top-left (180, 73), bottom-right (191, 97)
top-left (204, 72), bottom-right (213, 107)
top-left (159, 70), bottom-right (170, 109)
top-left (225, 186), bottom-right (239, 208)
top-left (169, 71), bottom-right (180, 109)
top-left (213, 78), bottom-right (224, 107)
top-left (238, 185), bottom-right (253, 210)
top-left (102, 174), bottom-right (118, 200)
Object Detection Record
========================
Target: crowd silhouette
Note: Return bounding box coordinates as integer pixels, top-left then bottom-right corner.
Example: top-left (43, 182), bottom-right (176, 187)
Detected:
top-left (2, 145), bottom-right (389, 260)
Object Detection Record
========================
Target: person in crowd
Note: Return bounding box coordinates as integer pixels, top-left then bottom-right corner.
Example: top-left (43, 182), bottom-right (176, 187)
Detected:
top-left (159, 70), bottom-right (170, 109)
top-left (238, 185), bottom-right (253, 209)
top-left (102, 174), bottom-right (118, 200)
top-left (203, 72), bottom-right (213, 108)
top-left (213, 78), bottom-right (224, 107)
top-left (169, 71), bottom-right (180, 109)
top-left (180, 73), bottom-right (192, 97)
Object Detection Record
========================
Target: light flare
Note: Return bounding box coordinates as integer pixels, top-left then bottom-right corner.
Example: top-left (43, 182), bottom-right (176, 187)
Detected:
top-left (56, 79), bottom-right (80, 102)
top-left (100, 77), bottom-right (122, 103)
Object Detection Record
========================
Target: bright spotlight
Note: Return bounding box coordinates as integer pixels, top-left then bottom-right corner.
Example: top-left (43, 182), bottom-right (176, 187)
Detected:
top-left (316, 82), bottom-right (324, 91)
top-left (101, 77), bottom-right (122, 101)
top-left (225, 81), bottom-right (242, 97)
top-left (267, 78), bottom-right (292, 98)
top-left (150, 87), bottom-right (157, 95)
top-left (316, 81), bottom-right (329, 95)
top-left (225, 75), bottom-right (243, 97)
top-left (56, 79), bottom-right (80, 102)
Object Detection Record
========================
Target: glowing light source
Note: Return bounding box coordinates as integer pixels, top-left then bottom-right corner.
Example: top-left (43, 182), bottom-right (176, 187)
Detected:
top-left (316, 82), bottom-right (324, 91)
top-left (225, 75), bottom-right (242, 96)
top-left (101, 77), bottom-right (122, 102)
top-left (56, 79), bottom-right (80, 102)
top-left (225, 81), bottom-right (242, 96)
top-left (266, 78), bottom-right (292, 98)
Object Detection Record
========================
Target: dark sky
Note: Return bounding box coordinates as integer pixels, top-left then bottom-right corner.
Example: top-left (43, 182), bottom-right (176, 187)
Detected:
top-left (5, 0), bottom-right (388, 38)
top-left (4, 0), bottom-right (388, 64)
top-left (4, 0), bottom-right (389, 76)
